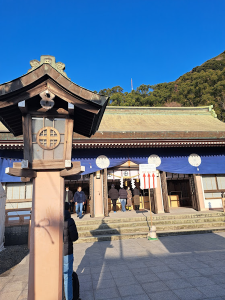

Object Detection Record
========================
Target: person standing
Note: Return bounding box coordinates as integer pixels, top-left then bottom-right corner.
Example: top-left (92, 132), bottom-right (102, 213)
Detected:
top-left (74, 186), bottom-right (86, 219)
top-left (65, 186), bottom-right (74, 213)
top-left (63, 202), bottom-right (78, 300)
top-left (126, 186), bottom-right (132, 211)
top-left (82, 190), bottom-right (88, 214)
top-left (119, 187), bottom-right (127, 212)
top-left (108, 184), bottom-right (119, 213)
top-left (133, 187), bottom-right (140, 210)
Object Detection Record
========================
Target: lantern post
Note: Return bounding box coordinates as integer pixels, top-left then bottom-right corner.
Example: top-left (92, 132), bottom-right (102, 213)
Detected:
top-left (0, 56), bottom-right (109, 300)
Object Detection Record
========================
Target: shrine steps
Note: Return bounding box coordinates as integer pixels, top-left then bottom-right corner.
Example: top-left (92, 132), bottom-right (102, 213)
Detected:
top-left (75, 212), bottom-right (225, 243)
top-left (76, 227), bottom-right (225, 243)
top-left (76, 216), bottom-right (225, 231)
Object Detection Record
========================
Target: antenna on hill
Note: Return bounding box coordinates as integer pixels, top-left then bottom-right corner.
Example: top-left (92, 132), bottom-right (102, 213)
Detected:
top-left (131, 78), bottom-right (133, 91)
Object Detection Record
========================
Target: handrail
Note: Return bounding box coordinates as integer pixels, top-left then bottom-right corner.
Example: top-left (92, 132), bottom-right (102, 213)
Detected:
top-left (6, 208), bottom-right (31, 212)
top-left (5, 208), bottom-right (31, 227)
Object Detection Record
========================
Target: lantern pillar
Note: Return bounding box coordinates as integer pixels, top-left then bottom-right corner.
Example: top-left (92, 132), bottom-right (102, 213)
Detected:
top-left (0, 56), bottom-right (109, 300)
top-left (28, 171), bottom-right (64, 300)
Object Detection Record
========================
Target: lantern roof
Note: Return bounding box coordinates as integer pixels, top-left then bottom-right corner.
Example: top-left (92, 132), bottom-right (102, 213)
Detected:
top-left (0, 56), bottom-right (109, 137)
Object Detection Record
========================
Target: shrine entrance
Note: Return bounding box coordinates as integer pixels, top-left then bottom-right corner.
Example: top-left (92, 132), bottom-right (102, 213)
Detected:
top-left (106, 161), bottom-right (158, 213)
top-left (166, 173), bottom-right (197, 209)
top-left (65, 177), bottom-right (90, 214)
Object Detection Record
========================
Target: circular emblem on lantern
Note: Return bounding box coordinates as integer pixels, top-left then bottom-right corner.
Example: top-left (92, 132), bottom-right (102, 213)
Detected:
top-left (148, 154), bottom-right (161, 167)
top-left (188, 153), bottom-right (201, 167)
top-left (36, 127), bottom-right (60, 150)
top-left (96, 155), bottom-right (110, 169)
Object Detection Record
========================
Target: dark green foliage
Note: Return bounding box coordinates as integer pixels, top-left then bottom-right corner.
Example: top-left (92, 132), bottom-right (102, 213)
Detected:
top-left (100, 51), bottom-right (225, 121)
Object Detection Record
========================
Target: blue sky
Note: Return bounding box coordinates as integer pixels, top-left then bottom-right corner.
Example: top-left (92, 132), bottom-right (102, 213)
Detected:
top-left (0, 0), bottom-right (224, 92)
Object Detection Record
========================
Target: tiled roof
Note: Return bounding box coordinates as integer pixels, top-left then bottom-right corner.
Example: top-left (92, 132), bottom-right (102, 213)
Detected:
top-left (97, 106), bottom-right (224, 132)
top-left (1, 106), bottom-right (225, 149)
top-left (0, 106), bottom-right (223, 134)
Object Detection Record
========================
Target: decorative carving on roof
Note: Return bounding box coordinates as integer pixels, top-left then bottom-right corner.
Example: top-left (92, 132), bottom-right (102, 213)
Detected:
top-left (28, 55), bottom-right (69, 79)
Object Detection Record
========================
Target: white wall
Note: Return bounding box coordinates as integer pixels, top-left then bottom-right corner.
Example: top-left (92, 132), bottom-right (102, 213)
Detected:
top-left (202, 175), bottom-right (223, 209)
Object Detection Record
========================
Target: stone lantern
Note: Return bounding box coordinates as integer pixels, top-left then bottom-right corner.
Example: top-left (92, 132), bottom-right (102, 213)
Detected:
top-left (0, 55), bottom-right (109, 300)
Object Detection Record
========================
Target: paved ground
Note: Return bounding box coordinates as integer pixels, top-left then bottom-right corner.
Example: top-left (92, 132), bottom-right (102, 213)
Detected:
top-left (2, 232), bottom-right (225, 299)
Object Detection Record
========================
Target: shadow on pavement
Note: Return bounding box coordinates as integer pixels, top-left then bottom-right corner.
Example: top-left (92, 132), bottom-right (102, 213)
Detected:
top-left (0, 245), bottom-right (29, 276)
top-left (76, 220), bottom-right (122, 296)
top-left (159, 231), bottom-right (225, 253)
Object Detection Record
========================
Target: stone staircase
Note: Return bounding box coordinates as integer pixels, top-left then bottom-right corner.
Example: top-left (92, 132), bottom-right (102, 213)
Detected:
top-left (75, 212), bottom-right (225, 243)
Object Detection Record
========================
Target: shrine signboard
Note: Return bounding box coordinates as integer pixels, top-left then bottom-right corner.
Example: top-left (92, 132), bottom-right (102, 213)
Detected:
top-left (139, 164), bottom-right (157, 228)
top-left (139, 164), bottom-right (157, 190)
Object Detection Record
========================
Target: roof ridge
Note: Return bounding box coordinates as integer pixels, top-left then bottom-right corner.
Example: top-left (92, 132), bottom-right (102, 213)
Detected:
top-left (105, 105), bottom-right (216, 116)
top-left (106, 106), bottom-right (212, 110)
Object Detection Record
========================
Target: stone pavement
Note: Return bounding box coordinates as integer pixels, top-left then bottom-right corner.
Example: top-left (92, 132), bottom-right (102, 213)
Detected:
top-left (2, 232), bottom-right (225, 299)
top-left (0, 252), bottom-right (28, 300)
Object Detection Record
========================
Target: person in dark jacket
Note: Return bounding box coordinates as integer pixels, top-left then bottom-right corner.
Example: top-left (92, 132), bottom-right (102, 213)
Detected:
top-left (133, 187), bottom-right (140, 210)
top-left (108, 184), bottom-right (119, 213)
top-left (63, 202), bottom-right (78, 300)
top-left (74, 186), bottom-right (86, 219)
top-left (82, 190), bottom-right (88, 214)
top-left (119, 187), bottom-right (127, 212)
top-left (65, 186), bottom-right (74, 213)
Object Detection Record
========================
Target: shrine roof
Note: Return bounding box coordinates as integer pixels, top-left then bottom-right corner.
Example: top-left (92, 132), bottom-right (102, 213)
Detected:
top-left (69, 106), bottom-right (225, 146)
top-left (97, 106), bottom-right (222, 131)
top-left (1, 105), bottom-right (225, 149)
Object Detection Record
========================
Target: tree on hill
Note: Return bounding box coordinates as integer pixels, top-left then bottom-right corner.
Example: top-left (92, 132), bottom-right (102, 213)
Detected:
top-left (100, 51), bottom-right (225, 121)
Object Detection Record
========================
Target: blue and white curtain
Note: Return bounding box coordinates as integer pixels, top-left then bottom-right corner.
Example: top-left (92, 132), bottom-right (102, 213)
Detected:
top-left (0, 147), bottom-right (224, 182)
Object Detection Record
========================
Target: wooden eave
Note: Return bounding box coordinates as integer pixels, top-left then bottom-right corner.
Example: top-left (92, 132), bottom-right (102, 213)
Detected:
top-left (71, 131), bottom-right (225, 140)
top-left (71, 139), bottom-right (225, 148)
top-left (1, 138), bottom-right (225, 150)
top-left (0, 64), bottom-right (109, 137)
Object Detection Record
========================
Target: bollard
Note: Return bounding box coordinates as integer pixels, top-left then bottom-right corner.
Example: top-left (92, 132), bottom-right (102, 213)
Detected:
top-left (147, 226), bottom-right (158, 241)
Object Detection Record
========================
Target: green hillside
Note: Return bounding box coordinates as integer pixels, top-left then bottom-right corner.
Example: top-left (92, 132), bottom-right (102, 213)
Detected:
top-left (99, 51), bottom-right (225, 121)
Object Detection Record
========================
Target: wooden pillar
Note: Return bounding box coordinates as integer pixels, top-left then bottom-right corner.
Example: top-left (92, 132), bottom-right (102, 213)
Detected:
top-left (103, 168), bottom-right (109, 217)
top-left (189, 174), bottom-right (201, 211)
top-left (28, 171), bottom-right (64, 300)
top-left (94, 172), bottom-right (104, 217)
top-left (194, 175), bottom-right (206, 211)
top-left (89, 173), bottom-right (94, 218)
top-left (160, 171), bottom-right (170, 213)
top-left (152, 189), bottom-right (158, 214)
top-left (155, 174), bottom-right (164, 213)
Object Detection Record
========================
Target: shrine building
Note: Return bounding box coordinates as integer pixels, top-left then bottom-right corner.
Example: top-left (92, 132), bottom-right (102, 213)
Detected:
top-left (1, 57), bottom-right (225, 218)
